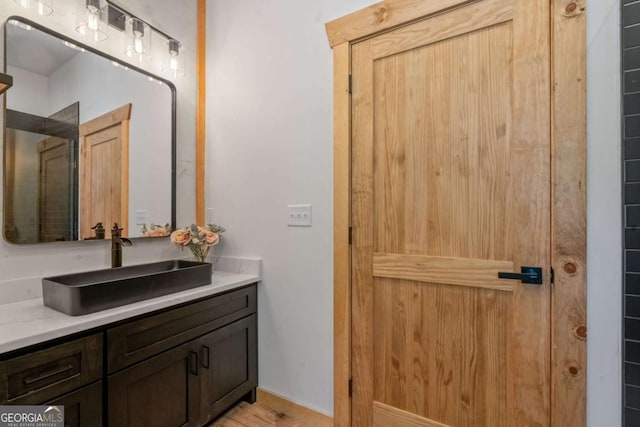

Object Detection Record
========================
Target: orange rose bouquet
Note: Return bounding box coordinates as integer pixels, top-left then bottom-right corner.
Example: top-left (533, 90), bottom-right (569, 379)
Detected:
top-left (170, 223), bottom-right (225, 263)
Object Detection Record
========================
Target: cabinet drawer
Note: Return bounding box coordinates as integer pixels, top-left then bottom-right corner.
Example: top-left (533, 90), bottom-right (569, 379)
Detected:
top-left (107, 285), bottom-right (256, 373)
top-left (0, 334), bottom-right (103, 405)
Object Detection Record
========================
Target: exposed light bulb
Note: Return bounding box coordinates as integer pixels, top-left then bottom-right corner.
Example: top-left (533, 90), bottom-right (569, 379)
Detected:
top-left (165, 39), bottom-right (182, 77)
top-left (134, 35), bottom-right (144, 54)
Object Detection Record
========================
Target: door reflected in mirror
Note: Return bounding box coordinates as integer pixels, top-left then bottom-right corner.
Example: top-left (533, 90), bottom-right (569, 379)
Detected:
top-left (3, 17), bottom-right (175, 244)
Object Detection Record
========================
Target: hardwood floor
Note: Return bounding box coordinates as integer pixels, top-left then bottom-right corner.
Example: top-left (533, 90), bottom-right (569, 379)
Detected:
top-left (211, 401), bottom-right (321, 426)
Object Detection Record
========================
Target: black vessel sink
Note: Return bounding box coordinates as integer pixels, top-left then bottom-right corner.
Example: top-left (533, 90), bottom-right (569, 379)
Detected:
top-left (42, 260), bottom-right (212, 316)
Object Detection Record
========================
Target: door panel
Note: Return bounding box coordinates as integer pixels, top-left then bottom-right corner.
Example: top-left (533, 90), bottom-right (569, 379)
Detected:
top-left (351, 0), bottom-right (550, 426)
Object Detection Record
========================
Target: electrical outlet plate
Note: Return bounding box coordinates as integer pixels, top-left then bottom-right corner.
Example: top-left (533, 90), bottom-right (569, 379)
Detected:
top-left (288, 204), bottom-right (312, 227)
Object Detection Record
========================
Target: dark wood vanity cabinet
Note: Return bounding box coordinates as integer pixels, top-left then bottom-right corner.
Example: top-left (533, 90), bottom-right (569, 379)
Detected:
top-left (0, 284), bottom-right (258, 427)
top-left (108, 314), bottom-right (257, 427)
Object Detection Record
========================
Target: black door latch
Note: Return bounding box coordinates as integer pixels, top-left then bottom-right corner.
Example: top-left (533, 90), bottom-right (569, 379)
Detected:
top-left (498, 267), bottom-right (543, 285)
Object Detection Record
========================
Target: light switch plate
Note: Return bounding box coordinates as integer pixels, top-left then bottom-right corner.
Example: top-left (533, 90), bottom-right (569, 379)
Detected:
top-left (135, 210), bottom-right (147, 225)
top-left (288, 204), bottom-right (312, 227)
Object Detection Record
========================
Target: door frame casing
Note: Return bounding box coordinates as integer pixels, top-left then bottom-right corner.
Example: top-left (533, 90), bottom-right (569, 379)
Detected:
top-left (326, 1), bottom-right (587, 426)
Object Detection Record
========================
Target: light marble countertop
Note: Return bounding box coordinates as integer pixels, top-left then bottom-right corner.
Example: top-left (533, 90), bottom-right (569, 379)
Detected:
top-left (0, 257), bottom-right (262, 355)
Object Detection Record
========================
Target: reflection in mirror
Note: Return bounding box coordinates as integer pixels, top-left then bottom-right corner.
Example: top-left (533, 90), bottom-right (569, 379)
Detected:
top-left (4, 17), bottom-right (175, 244)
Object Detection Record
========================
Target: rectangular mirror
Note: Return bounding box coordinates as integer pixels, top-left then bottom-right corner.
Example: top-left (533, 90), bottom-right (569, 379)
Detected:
top-left (3, 17), bottom-right (176, 244)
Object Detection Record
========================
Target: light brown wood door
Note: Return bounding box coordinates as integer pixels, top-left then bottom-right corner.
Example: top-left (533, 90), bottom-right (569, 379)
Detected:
top-left (80, 104), bottom-right (131, 239)
top-left (350, 0), bottom-right (550, 426)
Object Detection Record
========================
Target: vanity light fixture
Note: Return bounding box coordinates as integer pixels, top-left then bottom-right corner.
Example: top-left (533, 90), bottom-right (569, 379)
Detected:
top-left (13, 0), bottom-right (53, 16)
top-left (75, 0), bottom-right (108, 42)
top-left (74, 0), bottom-right (184, 74)
top-left (103, 0), bottom-right (183, 74)
top-left (163, 39), bottom-right (185, 78)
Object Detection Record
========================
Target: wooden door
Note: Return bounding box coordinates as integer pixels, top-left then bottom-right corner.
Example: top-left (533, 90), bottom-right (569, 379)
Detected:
top-left (38, 137), bottom-right (72, 242)
top-left (351, 0), bottom-right (550, 426)
top-left (108, 339), bottom-right (201, 427)
top-left (199, 315), bottom-right (258, 424)
top-left (80, 104), bottom-right (131, 239)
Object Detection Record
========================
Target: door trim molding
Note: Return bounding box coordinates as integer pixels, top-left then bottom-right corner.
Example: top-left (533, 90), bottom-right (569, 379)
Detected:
top-left (196, 0), bottom-right (206, 225)
top-left (549, 1), bottom-right (587, 426)
top-left (332, 41), bottom-right (351, 427)
top-left (325, 0), bottom-right (476, 48)
top-left (326, 1), bottom-right (587, 426)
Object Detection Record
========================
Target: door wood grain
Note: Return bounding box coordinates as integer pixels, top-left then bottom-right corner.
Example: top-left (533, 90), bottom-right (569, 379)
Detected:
top-left (79, 104), bottom-right (131, 239)
top-left (351, 1), bottom-right (551, 425)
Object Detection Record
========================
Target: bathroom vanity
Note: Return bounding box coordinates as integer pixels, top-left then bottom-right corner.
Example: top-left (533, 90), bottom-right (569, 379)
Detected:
top-left (0, 8), bottom-right (261, 425)
top-left (0, 264), bottom-right (260, 427)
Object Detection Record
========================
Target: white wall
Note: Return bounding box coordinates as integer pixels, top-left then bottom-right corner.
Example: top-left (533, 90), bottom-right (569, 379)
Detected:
top-left (0, 0), bottom-right (197, 303)
top-left (208, 0), bottom-right (624, 423)
top-left (587, 0), bottom-right (622, 425)
top-left (206, 0), bottom-right (378, 415)
top-left (6, 65), bottom-right (49, 116)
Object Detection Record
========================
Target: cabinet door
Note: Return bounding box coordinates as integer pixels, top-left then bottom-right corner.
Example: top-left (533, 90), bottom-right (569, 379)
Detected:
top-left (199, 314), bottom-right (257, 423)
top-left (46, 381), bottom-right (102, 427)
top-left (108, 340), bottom-right (200, 427)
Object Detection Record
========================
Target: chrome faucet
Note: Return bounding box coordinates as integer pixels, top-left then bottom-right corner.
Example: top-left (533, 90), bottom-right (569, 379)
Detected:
top-left (111, 223), bottom-right (133, 268)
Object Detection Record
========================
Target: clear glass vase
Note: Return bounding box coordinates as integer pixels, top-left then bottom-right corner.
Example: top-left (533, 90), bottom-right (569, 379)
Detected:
top-left (189, 245), bottom-right (210, 263)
